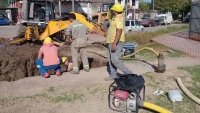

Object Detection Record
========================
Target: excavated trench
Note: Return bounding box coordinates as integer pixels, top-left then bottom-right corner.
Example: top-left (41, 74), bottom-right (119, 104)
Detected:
top-left (0, 38), bottom-right (107, 82)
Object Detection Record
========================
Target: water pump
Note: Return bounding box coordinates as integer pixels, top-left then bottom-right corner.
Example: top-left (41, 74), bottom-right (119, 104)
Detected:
top-left (108, 74), bottom-right (145, 113)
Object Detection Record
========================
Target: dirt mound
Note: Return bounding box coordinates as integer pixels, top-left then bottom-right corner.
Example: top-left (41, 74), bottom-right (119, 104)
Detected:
top-left (0, 38), bottom-right (107, 82)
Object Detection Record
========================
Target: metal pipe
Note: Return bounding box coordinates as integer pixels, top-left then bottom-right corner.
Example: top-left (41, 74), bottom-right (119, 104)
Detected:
top-left (59, 0), bottom-right (61, 17)
top-left (152, 0), bottom-right (154, 10)
top-left (87, 2), bottom-right (89, 18)
top-left (125, 0), bottom-right (128, 19)
top-left (72, 0), bottom-right (74, 12)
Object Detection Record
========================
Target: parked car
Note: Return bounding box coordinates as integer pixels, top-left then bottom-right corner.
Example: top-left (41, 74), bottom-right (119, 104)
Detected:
top-left (125, 19), bottom-right (144, 33)
top-left (152, 19), bottom-right (162, 26)
top-left (182, 15), bottom-right (190, 23)
top-left (0, 13), bottom-right (9, 20)
top-left (156, 13), bottom-right (173, 25)
top-left (0, 17), bottom-right (9, 25)
top-left (138, 19), bottom-right (157, 27)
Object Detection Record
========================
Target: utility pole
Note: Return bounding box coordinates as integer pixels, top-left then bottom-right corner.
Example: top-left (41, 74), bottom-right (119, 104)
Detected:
top-left (59, 0), bottom-right (61, 17)
top-left (125, 0), bottom-right (128, 19)
top-left (152, 0), bottom-right (154, 10)
top-left (72, 0), bottom-right (74, 12)
top-left (182, 0), bottom-right (186, 20)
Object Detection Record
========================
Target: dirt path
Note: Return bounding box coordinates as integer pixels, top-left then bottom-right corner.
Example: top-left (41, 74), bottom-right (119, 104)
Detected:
top-left (0, 56), bottom-right (200, 113)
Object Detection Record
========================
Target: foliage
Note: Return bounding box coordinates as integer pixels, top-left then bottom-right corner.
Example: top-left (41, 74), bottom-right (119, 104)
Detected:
top-left (139, 2), bottom-right (151, 10)
top-left (154, 0), bottom-right (191, 13)
top-left (0, 0), bottom-right (8, 8)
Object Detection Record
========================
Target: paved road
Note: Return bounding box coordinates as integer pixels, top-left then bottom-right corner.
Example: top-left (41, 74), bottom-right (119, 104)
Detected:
top-left (143, 23), bottom-right (189, 32)
top-left (0, 23), bottom-right (189, 39)
top-left (0, 25), bottom-right (19, 38)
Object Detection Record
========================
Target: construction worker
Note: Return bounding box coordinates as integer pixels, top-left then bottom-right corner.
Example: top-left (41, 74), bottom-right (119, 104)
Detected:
top-left (62, 57), bottom-right (73, 72)
top-left (33, 4), bottom-right (45, 21)
top-left (65, 13), bottom-right (90, 74)
top-left (35, 37), bottom-right (61, 78)
top-left (104, 3), bottom-right (132, 81)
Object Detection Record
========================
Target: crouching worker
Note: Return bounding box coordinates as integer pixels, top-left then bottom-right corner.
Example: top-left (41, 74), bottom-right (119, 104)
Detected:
top-left (35, 37), bottom-right (61, 78)
top-left (62, 57), bottom-right (73, 72)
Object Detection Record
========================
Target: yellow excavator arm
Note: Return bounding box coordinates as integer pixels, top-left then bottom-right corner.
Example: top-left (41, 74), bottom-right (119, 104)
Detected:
top-left (10, 12), bottom-right (106, 46)
top-left (40, 12), bottom-right (105, 41)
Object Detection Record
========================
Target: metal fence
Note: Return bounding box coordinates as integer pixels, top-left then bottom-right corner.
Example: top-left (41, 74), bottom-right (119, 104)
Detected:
top-left (189, 0), bottom-right (200, 41)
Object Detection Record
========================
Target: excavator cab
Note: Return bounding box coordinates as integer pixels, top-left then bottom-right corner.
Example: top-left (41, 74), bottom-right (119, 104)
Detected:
top-left (100, 3), bottom-right (114, 12)
top-left (91, 3), bottom-right (114, 28)
top-left (23, 0), bottom-right (55, 26)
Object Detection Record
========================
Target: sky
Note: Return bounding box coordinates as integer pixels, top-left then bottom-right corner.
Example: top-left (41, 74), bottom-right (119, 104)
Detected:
top-left (144, 0), bottom-right (151, 3)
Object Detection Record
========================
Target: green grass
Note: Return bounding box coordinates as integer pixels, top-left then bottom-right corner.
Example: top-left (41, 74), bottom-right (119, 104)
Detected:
top-left (2, 90), bottom-right (85, 104)
top-left (90, 88), bottom-right (99, 95)
top-left (143, 72), bottom-right (161, 88)
top-left (127, 42), bottom-right (186, 61)
top-left (125, 25), bottom-right (189, 44)
top-left (48, 87), bottom-right (55, 92)
top-left (178, 65), bottom-right (200, 98)
top-left (143, 66), bottom-right (199, 113)
top-left (51, 92), bottom-right (84, 103)
top-left (153, 92), bottom-right (196, 113)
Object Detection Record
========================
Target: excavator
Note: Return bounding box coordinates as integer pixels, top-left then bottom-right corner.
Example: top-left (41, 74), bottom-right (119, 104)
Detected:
top-left (10, 0), bottom-right (166, 73)
top-left (91, 3), bottom-right (114, 28)
top-left (10, 0), bottom-right (105, 46)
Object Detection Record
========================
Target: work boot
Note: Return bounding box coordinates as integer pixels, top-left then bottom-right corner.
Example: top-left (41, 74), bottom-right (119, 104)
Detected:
top-left (44, 73), bottom-right (50, 78)
top-left (104, 75), bottom-right (118, 81)
top-left (70, 71), bottom-right (79, 74)
top-left (56, 71), bottom-right (61, 76)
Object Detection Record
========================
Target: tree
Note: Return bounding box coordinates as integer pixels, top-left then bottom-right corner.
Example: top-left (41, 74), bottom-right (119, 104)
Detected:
top-left (154, 0), bottom-right (191, 13)
top-left (0, 0), bottom-right (8, 8)
top-left (139, 2), bottom-right (151, 10)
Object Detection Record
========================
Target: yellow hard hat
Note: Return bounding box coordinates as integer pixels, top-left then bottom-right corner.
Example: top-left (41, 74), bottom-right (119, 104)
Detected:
top-left (110, 3), bottom-right (124, 12)
top-left (62, 57), bottom-right (67, 63)
top-left (44, 37), bottom-right (52, 44)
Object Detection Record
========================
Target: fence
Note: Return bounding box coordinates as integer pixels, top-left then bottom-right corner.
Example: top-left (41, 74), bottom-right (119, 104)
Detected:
top-left (189, 0), bottom-right (200, 41)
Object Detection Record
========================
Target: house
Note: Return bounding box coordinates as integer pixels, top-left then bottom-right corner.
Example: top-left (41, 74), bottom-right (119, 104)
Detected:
top-left (53, 0), bottom-right (96, 18)
top-left (127, 9), bottom-right (157, 20)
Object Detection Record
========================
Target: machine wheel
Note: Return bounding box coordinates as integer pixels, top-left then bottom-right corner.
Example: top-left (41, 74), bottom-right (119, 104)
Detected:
top-left (128, 30), bottom-right (132, 33)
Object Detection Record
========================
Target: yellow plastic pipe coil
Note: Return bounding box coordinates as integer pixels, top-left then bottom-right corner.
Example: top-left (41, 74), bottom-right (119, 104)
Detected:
top-left (143, 102), bottom-right (173, 113)
top-left (177, 77), bottom-right (200, 105)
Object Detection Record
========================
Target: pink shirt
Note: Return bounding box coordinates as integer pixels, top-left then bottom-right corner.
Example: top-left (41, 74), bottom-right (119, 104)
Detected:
top-left (38, 44), bottom-right (60, 66)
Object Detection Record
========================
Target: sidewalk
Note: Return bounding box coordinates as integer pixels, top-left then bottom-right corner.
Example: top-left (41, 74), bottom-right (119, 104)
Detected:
top-left (151, 34), bottom-right (200, 58)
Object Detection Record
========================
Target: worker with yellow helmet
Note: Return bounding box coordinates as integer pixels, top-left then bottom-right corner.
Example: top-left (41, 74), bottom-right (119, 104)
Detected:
top-left (62, 57), bottom-right (73, 72)
top-left (35, 37), bottom-right (62, 78)
top-left (104, 3), bottom-right (132, 81)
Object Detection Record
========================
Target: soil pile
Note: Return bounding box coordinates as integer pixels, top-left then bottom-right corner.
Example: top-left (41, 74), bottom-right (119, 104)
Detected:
top-left (0, 38), bottom-right (107, 82)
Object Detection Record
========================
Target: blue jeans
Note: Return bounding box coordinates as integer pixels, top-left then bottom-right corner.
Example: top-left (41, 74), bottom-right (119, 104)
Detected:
top-left (35, 59), bottom-right (61, 77)
top-left (107, 42), bottom-right (132, 76)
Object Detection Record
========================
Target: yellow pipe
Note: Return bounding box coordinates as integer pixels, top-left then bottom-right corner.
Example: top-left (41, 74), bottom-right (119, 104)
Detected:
top-left (122, 47), bottom-right (159, 58)
top-left (143, 102), bottom-right (173, 113)
top-left (87, 47), bottom-right (159, 59)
